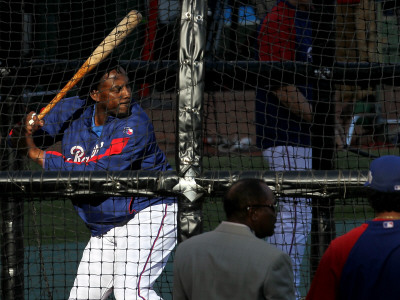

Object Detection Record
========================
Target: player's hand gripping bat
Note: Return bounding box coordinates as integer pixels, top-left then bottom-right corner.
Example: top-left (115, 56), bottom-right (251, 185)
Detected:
top-left (37, 10), bottom-right (142, 120)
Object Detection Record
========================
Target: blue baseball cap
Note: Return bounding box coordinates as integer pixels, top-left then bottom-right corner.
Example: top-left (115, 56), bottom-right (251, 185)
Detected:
top-left (365, 155), bottom-right (400, 192)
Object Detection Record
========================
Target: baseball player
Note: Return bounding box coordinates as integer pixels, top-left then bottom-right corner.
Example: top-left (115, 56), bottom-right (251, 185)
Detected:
top-left (307, 155), bottom-right (400, 300)
top-left (10, 59), bottom-right (177, 299)
top-left (256, 1), bottom-right (313, 298)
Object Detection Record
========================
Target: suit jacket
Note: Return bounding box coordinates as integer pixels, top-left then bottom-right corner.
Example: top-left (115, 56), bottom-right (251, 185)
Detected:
top-left (173, 221), bottom-right (295, 300)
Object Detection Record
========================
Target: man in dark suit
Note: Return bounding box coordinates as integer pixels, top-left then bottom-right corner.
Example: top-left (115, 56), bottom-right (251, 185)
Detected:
top-left (173, 178), bottom-right (295, 300)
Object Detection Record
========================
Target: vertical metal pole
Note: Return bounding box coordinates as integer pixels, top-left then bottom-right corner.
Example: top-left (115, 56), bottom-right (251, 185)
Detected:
top-left (0, 1), bottom-right (26, 298)
top-left (0, 97), bottom-right (25, 300)
top-left (310, 0), bottom-right (336, 279)
top-left (176, 0), bottom-right (207, 242)
top-left (1, 197), bottom-right (25, 300)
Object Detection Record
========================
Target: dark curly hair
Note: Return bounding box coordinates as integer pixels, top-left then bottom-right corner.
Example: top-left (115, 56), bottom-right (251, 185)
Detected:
top-left (77, 56), bottom-right (125, 100)
top-left (367, 190), bottom-right (400, 213)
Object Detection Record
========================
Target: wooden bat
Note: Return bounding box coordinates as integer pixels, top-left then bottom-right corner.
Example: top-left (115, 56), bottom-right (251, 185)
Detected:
top-left (38, 10), bottom-right (142, 120)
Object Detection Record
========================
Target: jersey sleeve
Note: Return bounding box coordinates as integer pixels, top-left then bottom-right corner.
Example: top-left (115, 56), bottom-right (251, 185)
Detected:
top-left (40, 96), bottom-right (86, 136)
top-left (306, 244), bottom-right (341, 300)
top-left (7, 96), bottom-right (86, 150)
top-left (31, 96), bottom-right (86, 149)
top-left (306, 224), bottom-right (368, 300)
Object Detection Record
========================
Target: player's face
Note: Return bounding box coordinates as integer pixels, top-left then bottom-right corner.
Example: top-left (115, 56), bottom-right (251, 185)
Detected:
top-left (92, 68), bottom-right (132, 118)
top-left (251, 188), bottom-right (277, 239)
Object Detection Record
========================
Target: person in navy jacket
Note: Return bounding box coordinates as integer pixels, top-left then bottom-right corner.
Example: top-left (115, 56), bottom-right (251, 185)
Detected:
top-left (256, 1), bottom-right (313, 297)
top-left (11, 58), bottom-right (177, 300)
top-left (307, 155), bottom-right (400, 300)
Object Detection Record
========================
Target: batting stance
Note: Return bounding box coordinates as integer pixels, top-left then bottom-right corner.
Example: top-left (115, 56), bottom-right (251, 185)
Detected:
top-left (9, 58), bottom-right (177, 299)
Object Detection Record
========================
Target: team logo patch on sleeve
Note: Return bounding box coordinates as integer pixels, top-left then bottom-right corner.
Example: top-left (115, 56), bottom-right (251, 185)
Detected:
top-left (123, 127), bottom-right (133, 135)
top-left (383, 221), bottom-right (394, 229)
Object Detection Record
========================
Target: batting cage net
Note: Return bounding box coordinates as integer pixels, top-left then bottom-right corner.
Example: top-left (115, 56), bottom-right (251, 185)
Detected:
top-left (0, 0), bottom-right (399, 299)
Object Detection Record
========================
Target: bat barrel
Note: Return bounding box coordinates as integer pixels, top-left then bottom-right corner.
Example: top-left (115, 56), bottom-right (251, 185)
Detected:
top-left (38, 10), bottom-right (142, 120)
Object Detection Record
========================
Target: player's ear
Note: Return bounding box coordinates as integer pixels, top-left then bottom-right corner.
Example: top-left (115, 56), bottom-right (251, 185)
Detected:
top-left (90, 90), bottom-right (100, 102)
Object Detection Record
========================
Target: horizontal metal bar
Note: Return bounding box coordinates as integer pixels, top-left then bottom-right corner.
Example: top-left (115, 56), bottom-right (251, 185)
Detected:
top-left (0, 170), bottom-right (369, 199)
top-left (10, 60), bottom-right (400, 86)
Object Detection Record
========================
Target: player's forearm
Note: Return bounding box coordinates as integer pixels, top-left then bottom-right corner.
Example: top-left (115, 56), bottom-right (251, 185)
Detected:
top-left (274, 85), bottom-right (313, 123)
top-left (25, 135), bottom-right (45, 167)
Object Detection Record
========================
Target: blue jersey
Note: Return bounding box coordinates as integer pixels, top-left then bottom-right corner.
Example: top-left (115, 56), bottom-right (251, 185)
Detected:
top-left (41, 97), bottom-right (175, 236)
top-left (307, 219), bottom-right (400, 300)
top-left (256, 0), bottom-right (313, 149)
top-left (339, 220), bottom-right (400, 300)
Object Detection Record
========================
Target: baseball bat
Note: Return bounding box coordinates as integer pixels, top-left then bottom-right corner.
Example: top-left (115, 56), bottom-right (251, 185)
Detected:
top-left (38, 10), bottom-right (142, 120)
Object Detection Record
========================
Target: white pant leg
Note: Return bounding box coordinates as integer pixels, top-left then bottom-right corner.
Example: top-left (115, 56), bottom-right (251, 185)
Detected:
top-left (113, 203), bottom-right (177, 300)
top-left (69, 203), bottom-right (177, 300)
top-left (263, 146), bottom-right (312, 299)
top-left (69, 230), bottom-right (116, 300)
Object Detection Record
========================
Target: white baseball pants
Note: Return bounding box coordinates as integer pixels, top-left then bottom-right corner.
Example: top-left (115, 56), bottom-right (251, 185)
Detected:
top-left (263, 146), bottom-right (312, 299)
top-left (69, 202), bottom-right (177, 300)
